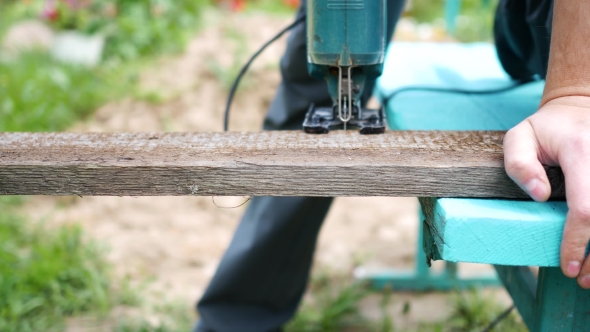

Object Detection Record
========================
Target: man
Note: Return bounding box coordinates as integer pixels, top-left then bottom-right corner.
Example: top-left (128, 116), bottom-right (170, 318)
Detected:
top-left (196, 0), bottom-right (590, 330)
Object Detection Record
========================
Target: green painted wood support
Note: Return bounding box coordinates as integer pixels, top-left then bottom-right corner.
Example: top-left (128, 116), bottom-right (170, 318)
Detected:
top-left (420, 198), bottom-right (567, 267)
top-left (422, 198), bottom-right (590, 331)
top-left (494, 265), bottom-right (537, 329)
top-left (376, 42), bottom-right (588, 331)
top-left (495, 266), bottom-right (590, 331)
top-left (534, 267), bottom-right (590, 331)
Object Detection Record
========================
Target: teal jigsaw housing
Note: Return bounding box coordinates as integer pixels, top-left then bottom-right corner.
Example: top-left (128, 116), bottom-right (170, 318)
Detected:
top-left (303, 0), bottom-right (388, 134)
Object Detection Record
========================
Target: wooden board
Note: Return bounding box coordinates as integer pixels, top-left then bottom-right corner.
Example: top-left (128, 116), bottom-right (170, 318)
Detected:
top-left (0, 131), bottom-right (564, 197)
top-left (420, 197), bottom-right (567, 267)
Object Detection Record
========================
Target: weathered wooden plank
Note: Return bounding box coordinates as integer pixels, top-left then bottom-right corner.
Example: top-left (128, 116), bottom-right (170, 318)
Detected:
top-left (0, 131), bottom-right (564, 197)
top-left (420, 198), bottom-right (567, 267)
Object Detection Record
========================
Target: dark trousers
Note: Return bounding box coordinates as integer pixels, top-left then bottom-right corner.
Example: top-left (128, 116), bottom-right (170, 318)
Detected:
top-left (196, 0), bottom-right (553, 331)
top-left (196, 1), bottom-right (405, 331)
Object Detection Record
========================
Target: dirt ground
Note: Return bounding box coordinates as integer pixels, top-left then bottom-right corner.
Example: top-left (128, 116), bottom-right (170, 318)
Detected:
top-left (22, 9), bottom-right (509, 330)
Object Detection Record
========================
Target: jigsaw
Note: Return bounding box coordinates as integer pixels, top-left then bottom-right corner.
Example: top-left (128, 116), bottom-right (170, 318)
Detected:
top-left (303, 0), bottom-right (387, 134)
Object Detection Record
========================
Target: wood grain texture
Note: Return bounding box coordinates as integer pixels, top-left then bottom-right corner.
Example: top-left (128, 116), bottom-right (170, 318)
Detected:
top-left (420, 198), bottom-right (567, 267)
top-left (0, 131), bottom-right (564, 197)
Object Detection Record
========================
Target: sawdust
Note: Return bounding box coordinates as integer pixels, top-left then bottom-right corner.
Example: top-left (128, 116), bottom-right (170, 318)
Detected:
top-left (20, 10), bottom-right (509, 329)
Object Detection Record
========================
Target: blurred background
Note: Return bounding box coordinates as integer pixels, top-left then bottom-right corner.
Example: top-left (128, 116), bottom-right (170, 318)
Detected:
top-left (0, 0), bottom-right (526, 331)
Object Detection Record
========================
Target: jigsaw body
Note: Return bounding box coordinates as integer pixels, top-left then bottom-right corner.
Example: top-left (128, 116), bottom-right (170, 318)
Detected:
top-left (304, 0), bottom-right (387, 134)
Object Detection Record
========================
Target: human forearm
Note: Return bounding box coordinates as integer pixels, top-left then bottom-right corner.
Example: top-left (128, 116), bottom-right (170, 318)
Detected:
top-left (542, 0), bottom-right (590, 105)
top-left (504, 0), bottom-right (590, 288)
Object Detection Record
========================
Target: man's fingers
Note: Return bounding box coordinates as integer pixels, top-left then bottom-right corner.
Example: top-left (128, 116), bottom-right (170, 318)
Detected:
top-left (563, 211), bottom-right (590, 286)
top-left (559, 146), bottom-right (590, 285)
top-left (503, 123), bottom-right (551, 202)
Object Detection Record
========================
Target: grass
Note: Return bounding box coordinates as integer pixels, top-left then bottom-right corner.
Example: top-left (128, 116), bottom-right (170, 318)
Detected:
top-left (245, 0), bottom-right (297, 15)
top-left (0, 0), bottom-right (210, 328)
top-left (286, 272), bottom-right (371, 332)
top-left (0, 0), bottom-right (211, 61)
top-left (0, 197), bottom-right (111, 332)
top-left (406, 0), bottom-right (497, 42)
top-left (0, 0), bottom-right (214, 132)
top-left (206, 25), bottom-right (251, 91)
top-left (287, 269), bottom-right (527, 332)
top-left (100, 0), bottom-right (211, 61)
top-left (443, 290), bottom-right (527, 332)
top-left (0, 196), bottom-right (196, 332)
top-left (452, 0), bottom-right (497, 42)
top-left (114, 321), bottom-right (184, 332)
top-left (0, 53), bottom-right (132, 132)
top-left (112, 300), bottom-right (195, 332)
top-left (0, 1), bottom-right (519, 330)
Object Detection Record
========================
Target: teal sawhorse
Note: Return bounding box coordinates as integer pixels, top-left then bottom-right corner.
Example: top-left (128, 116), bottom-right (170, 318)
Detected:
top-left (360, 42), bottom-right (513, 291)
top-left (420, 198), bottom-right (590, 330)
top-left (374, 42), bottom-right (590, 330)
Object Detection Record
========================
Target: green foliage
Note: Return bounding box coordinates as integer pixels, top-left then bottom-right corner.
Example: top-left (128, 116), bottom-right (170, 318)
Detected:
top-left (408, 0), bottom-right (498, 42)
top-left (0, 198), bottom-right (111, 332)
top-left (1, 0), bottom-right (210, 61)
top-left (407, 0), bottom-right (447, 23)
top-left (0, 0), bottom-right (211, 133)
top-left (288, 269), bottom-right (527, 332)
top-left (100, 0), bottom-right (210, 60)
top-left (0, 0), bottom-right (42, 30)
top-left (445, 290), bottom-right (526, 332)
top-left (0, 52), bottom-right (130, 132)
top-left (378, 287), bottom-right (394, 332)
top-left (286, 272), bottom-right (371, 332)
top-left (113, 276), bottom-right (144, 307)
top-left (113, 321), bottom-right (194, 332)
top-left (113, 301), bottom-right (194, 332)
top-left (114, 321), bottom-right (179, 332)
top-left (452, 0), bottom-right (497, 42)
top-left (206, 26), bottom-right (250, 91)
top-left (244, 0), bottom-right (297, 15)
top-left (0, 1), bottom-right (211, 330)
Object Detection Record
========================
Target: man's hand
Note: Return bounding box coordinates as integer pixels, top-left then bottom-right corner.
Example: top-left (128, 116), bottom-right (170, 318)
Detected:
top-left (504, 0), bottom-right (590, 288)
top-left (504, 96), bottom-right (590, 288)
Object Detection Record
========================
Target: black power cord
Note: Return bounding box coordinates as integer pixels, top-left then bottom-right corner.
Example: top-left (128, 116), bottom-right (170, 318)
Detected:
top-left (223, 15), bottom-right (306, 131)
top-left (481, 304), bottom-right (516, 332)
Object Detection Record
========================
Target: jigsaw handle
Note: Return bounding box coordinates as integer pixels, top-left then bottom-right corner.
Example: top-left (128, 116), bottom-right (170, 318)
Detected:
top-left (307, 0), bottom-right (386, 69)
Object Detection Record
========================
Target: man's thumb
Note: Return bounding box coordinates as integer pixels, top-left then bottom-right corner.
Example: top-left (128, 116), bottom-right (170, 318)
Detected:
top-left (503, 122), bottom-right (551, 201)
